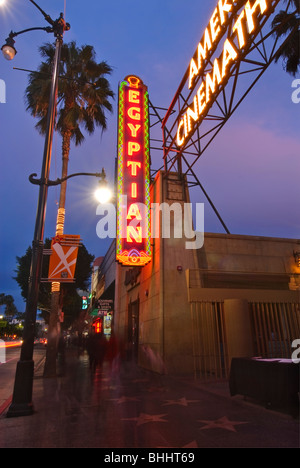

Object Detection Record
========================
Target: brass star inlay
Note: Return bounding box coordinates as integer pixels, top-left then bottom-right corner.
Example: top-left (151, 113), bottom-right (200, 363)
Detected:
top-left (122, 412), bottom-right (168, 426)
top-left (198, 416), bottom-right (248, 432)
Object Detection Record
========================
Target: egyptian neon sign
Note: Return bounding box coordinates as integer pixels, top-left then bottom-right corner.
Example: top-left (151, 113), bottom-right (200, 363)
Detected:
top-left (177, 0), bottom-right (281, 147)
top-left (116, 75), bottom-right (151, 267)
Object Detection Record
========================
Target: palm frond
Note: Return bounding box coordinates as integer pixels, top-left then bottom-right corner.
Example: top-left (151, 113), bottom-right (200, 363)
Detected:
top-left (25, 40), bottom-right (114, 154)
top-left (272, 2), bottom-right (300, 75)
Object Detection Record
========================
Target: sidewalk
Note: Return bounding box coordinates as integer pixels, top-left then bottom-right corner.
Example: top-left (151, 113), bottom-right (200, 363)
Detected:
top-left (0, 347), bottom-right (45, 416)
top-left (0, 348), bottom-right (299, 448)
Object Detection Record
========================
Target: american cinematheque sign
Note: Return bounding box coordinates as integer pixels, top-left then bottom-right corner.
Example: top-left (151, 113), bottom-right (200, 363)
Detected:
top-left (116, 76), bottom-right (151, 267)
top-left (176, 0), bottom-right (281, 148)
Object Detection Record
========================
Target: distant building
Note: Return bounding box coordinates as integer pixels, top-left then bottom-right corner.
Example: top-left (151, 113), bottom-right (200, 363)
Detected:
top-left (91, 256), bottom-right (104, 300)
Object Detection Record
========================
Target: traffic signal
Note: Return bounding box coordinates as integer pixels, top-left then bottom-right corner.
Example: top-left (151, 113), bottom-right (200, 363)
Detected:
top-left (93, 318), bottom-right (102, 334)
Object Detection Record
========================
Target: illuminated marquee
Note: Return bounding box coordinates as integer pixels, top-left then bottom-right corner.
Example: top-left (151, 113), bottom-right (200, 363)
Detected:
top-left (176, 0), bottom-right (281, 147)
top-left (116, 75), bottom-right (151, 267)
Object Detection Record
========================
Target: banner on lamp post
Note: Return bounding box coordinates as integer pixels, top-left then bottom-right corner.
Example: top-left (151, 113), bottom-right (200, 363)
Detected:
top-left (48, 235), bottom-right (81, 282)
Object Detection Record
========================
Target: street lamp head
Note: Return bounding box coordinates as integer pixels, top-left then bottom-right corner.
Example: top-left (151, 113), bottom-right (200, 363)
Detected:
top-left (1, 44), bottom-right (17, 60)
top-left (1, 34), bottom-right (17, 60)
top-left (94, 169), bottom-right (113, 204)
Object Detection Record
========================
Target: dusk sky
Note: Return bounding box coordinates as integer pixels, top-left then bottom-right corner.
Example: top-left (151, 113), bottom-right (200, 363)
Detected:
top-left (0, 0), bottom-right (299, 311)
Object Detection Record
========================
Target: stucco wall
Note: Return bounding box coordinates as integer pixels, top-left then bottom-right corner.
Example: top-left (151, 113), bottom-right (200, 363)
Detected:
top-left (113, 172), bottom-right (300, 375)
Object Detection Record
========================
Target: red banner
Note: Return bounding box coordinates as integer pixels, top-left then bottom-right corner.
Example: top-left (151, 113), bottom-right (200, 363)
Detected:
top-left (48, 235), bottom-right (80, 281)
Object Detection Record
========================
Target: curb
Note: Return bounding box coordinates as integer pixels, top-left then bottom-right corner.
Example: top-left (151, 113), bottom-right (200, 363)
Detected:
top-left (0, 355), bottom-right (46, 416)
top-left (0, 395), bottom-right (12, 416)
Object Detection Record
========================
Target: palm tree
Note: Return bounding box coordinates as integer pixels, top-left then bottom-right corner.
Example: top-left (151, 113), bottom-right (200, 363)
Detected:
top-left (272, 0), bottom-right (300, 76)
top-left (25, 41), bottom-right (114, 376)
top-left (26, 41), bottom-right (114, 233)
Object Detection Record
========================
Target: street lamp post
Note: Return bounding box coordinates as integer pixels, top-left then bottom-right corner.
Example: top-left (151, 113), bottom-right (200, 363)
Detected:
top-left (1, 2), bottom-right (70, 417)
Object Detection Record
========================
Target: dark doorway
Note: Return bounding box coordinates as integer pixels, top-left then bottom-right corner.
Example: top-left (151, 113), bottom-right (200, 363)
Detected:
top-left (128, 299), bottom-right (139, 360)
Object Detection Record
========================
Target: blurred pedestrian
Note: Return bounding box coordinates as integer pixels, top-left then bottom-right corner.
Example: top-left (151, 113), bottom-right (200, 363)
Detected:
top-left (106, 331), bottom-right (120, 377)
top-left (57, 334), bottom-right (66, 375)
top-left (87, 330), bottom-right (107, 372)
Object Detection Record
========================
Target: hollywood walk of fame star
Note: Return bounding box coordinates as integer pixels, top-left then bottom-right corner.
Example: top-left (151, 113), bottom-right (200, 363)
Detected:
top-left (109, 396), bottom-right (141, 404)
top-left (122, 412), bottom-right (168, 426)
top-left (162, 397), bottom-right (200, 407)
top-left (198, 416), bottom-right (248, 432)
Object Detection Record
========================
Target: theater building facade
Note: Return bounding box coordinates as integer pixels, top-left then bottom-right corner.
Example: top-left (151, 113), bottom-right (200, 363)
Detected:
top-left (91, 170), bottom-right (300, 377)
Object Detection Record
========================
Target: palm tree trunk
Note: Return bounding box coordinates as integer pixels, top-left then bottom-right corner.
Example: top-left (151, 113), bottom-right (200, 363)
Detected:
top-left (44, 131), bottom-right (71, 378)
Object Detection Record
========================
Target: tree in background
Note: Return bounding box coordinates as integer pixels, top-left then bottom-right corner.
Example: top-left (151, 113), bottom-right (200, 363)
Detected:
top-left (0, 293), bottom-right (23, 338)
top-left (14, 240), bottom-right (52, 319)
top-left (14, 238), bottom-right (94, 329)
top-left (0, 293), bottom-right (18, 318)
top-left (272, 0), bottom-right (300, 75)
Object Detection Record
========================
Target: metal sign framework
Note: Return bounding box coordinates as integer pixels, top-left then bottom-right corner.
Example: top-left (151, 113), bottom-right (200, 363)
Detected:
top-left (149, 0), bottom-right (296, 233)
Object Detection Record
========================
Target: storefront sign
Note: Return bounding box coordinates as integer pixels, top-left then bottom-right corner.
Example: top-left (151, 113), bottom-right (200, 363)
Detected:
top-left (125, 267), bottom-right (141, 286)
top-left (116, 75), bottom-right (151, 267)
top-left (176, 0), bottom-right (280, 147)
top-left (96, 299), bottom-right (113, 311)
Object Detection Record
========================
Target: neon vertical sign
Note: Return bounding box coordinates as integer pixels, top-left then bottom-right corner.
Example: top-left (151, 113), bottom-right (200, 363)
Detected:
top-left (116, 75), bottom-right (151, 267)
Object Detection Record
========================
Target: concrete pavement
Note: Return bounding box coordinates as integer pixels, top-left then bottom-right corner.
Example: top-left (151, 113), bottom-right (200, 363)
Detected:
top-left (0, 348), bottom-right (299, 448)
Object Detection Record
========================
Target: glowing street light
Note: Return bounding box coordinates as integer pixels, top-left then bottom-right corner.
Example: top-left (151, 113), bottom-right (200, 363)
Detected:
top-left (95, 169), bottom-right (113, 204)
top-left (95, 186), bottom-right (113, 204)
top-left (1, 22), bottom-right (60, 61)
top-left (1, 34), bottom-right (17, 60)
